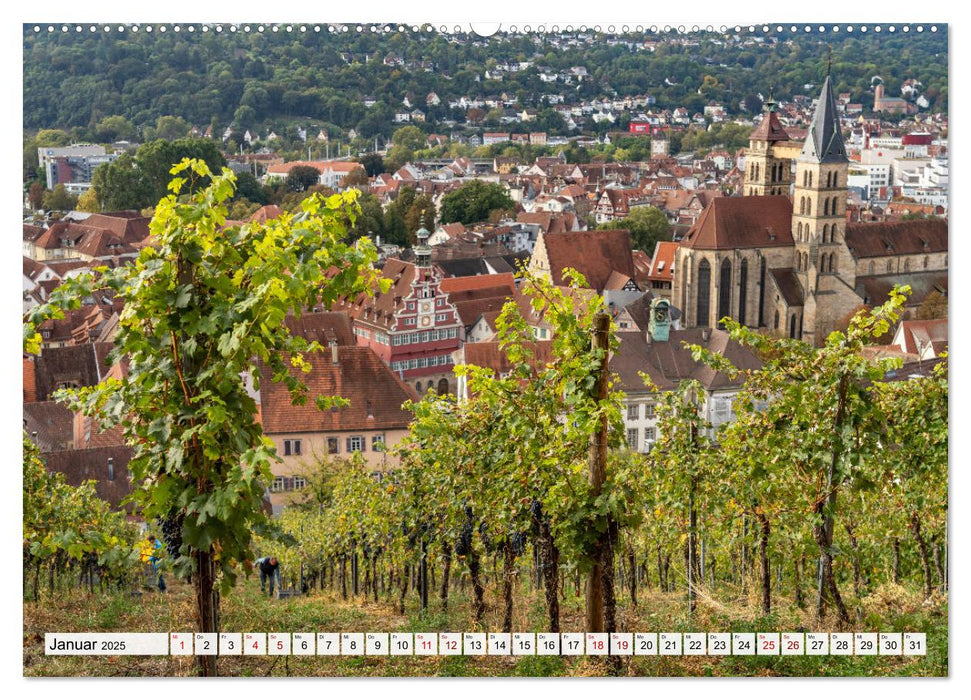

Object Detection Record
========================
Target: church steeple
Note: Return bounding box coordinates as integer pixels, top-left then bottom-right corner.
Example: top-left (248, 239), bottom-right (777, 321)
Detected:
top-left (800, 76), bottom-right (847, 164)
top-left (792, 72), bottom-right (849, 346)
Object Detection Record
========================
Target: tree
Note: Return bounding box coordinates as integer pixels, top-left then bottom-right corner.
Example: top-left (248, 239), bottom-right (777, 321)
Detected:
top-left (42, 184), bottom-right (78, 212)
top-left (95, 115), bottom-right (136, 143)
top-left (391, 125), bottom-right (425, 152)
top-left (27, 181), bottom-right (44, 210)
top-left (155, 115), bottom-right (192, 141)
top-left (91, 153), bottom-right (153, 211)
top-left (357, 153), bottom-right (385, 177)
top-left (743, 94), bottom-right (764, 114)
top-left (232, 171), bottom-right (270, 205)
top-left (384, 145), bottom-right (414, 174)
top-left (76, 187), bottom-right (100, 213)
top-left (233, 105), bottom-right (257, 132)
top-left (599, 206), bottom-right (671, 253)
top-left (135, 139), bottom-right (228, 202)
top-left (404, 195), bottom-right (436, 241)
top-left (286, 165), bottom-right (322, 192)
top-left (340, 168), bottom-right (370, 189)
top-left (917, 290), bottom-right (947, 320)
top-left (35, 129), bottom-right (71, 147)
top-left (439, 180), bottom-right (515, 225)
top-left (26, 160), bottom-right (387, 675)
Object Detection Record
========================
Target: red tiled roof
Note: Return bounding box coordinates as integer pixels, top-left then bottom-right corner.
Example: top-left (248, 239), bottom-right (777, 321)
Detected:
top-left (248, 205), bottom-right (286, 223)
top-left (648, 241), bottom-right (679, 282)
top-left (259, 347), bottom-right (417, 435)
top-left (540, 229), bottom-right (636, 292)
top-left (440, 272), bottom-right (516, 296)
top-left (461, 340), bottom-right (554, 375)
top-left (749, 110), bottom-right (790, 143)
top-left (681, 196), bottom-right (793, 250)
top-left (895, 319), bottom-right (948, 355)
top-left (769, 268), bottom-right (804, 307)
top-left (845, 219), bottom-right (948, 258)
top-left (43, 446), bottom-right (134, 511)
top-left (611, 329), bottom-right (762, 393)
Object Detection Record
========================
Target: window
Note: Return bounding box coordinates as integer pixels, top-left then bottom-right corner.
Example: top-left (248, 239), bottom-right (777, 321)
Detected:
top-left (293, 476), bottom-right (307, 490)
top-left (283, 439), bottom-right (302, 456)
top-left (372, 434), bottom-right (386, 452)
top-left (436, 298), bottom-right (444, 306)
top-left (712, 396), bottom-right (733, 424)
top-left (645, 403), bottom-right (655, 418)
top-left (627, 403), bottom-right (640, 421)
top-left (436, 313), bottom-right (448, 322)
top-left (408, 302), bottom-right (415, 310)
top-left (627, 428), bottom-right (638, 449)
top-left (327, 437), bottom-right (340, 455)
top-left (347, 435), bottom-right (365, 453)
top-left (405, 318), bottom-right (415, 326)
top-left (271, 476), bottom-right (286, 492)
top-left (643, 428), bottom-right (656, 450)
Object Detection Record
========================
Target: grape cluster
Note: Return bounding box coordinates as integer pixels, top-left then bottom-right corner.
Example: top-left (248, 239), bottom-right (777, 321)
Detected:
top-left (157, 510), bottom-right (184, 557)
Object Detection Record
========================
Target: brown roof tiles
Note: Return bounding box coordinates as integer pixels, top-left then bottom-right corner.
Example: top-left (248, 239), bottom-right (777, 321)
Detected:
top-left (681, 196), bottom-right (794, 250)
top-left (259, 347), bottom-right (417, 435)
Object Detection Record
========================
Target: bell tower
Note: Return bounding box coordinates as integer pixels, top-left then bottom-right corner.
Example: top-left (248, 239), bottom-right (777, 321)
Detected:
top-left (792, 74), bottom-right (848, 344)
top-left (744, 92), bottom-right (791, 196)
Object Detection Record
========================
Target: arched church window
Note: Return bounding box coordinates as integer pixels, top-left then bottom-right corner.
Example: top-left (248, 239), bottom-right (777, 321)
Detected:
top-left (739, 259), bottom-right (748, 327)
top-left (696, 259), bottom-right (711, 327)
top-left (718, 258), bottom-right (732, 328)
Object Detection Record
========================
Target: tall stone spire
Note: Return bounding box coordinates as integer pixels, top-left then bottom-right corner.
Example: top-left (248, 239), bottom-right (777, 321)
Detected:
top-left (800, 76), bottom-right (847, 164)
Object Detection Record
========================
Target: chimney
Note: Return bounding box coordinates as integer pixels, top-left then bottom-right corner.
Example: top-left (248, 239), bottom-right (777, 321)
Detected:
top-left (702, 329), bottom-right (710, 342)
top-left (330, 341), bottom-right (339, 365)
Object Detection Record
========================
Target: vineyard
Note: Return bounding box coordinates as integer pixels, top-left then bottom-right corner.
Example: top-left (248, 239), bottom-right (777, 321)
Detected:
top-left (22, 167), bottom-right (948, 677)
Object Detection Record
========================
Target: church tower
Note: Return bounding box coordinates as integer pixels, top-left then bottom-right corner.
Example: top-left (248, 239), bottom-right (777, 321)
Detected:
top-left (744, 94), bottom-right (791, 196)
top-left (792, 75), bottom-right (848, 344)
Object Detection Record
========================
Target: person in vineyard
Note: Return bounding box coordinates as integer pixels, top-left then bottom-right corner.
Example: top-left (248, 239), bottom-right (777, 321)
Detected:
top-left (255, 556), bottom-right (282, 597)
top-left (138, 534), bottom-right (166, 592)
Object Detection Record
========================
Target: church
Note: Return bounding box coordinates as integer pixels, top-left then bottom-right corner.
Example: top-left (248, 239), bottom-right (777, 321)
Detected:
top-left (672, 77), bottom-right (947, 345)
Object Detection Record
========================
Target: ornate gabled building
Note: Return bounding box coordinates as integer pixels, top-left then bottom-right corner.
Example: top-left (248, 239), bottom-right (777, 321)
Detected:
top-left (673, 75), bottom-right (947, 345)
top-left (338, 227), bottom-right (463, 396)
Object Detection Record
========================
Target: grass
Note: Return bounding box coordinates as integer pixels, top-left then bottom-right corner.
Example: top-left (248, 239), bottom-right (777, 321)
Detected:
top-left (23, 574), bottom-right (947, 677)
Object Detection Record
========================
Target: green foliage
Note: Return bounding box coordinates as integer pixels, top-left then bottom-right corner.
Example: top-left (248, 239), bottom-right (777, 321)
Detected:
top-left (598, 205), bottom-right (671, 253)
top-left (392, 125), bottom-right (425, 152)
top-left (91, 138), bottom-right (227, 211)
top-left (41, 183), bottom-right (78, 212)
top-left (23, 434), bottom-right (140, 591)
top-left (285, 165), bottom-right (323, 192)
top-left (23, 29), bottom-right (948, 145)
top-left (27, 159), bottom-right (386, 598)
top-left (439, 180), bottom-right (515, 225)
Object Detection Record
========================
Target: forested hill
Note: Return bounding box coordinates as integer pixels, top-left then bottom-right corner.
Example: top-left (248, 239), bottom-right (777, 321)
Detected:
top-left (24, 25), bottom-right (947, 138)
